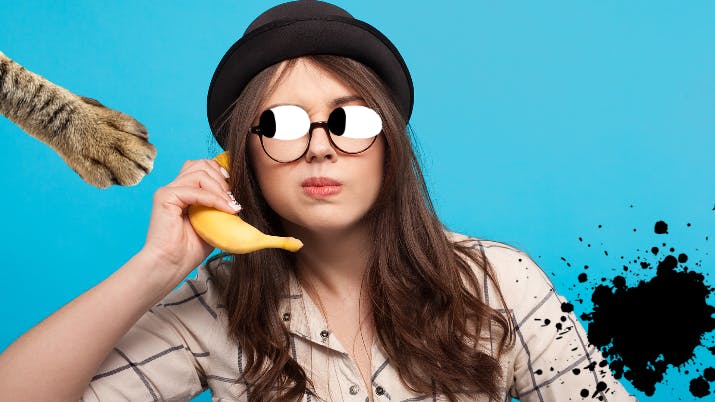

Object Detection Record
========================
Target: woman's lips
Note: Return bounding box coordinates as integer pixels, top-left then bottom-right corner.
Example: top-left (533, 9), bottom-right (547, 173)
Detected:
top-left (302, 177), bottom-right (342, 198)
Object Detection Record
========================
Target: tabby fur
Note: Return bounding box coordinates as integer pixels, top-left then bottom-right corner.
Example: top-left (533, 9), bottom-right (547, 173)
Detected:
top-left (0, 50), bottom-right (156, 188)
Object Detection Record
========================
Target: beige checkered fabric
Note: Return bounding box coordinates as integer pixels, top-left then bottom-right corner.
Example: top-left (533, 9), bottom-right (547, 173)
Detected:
top-left (81, 234), bottom-right (637, 401)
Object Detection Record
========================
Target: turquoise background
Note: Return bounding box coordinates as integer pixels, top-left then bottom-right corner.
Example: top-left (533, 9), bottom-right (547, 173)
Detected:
top-left (1, 1), bottom-right (713, 400)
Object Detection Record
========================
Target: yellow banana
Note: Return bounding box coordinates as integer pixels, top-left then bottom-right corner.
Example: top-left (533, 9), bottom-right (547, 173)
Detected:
top-left (187, 152), bottom-right (303, 254)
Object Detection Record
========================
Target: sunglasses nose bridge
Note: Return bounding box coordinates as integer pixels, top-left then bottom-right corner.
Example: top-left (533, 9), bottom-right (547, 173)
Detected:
top-left (303, 120), bottom-right (338, 161)
top-left (306, 121), bottom-right (333, 150)
top-left (308, 121), bottom-right (330, 136)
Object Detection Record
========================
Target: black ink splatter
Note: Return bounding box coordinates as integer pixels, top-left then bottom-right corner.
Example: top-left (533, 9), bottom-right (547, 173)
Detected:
top-left (582, 254), bottom-right (715, 396)
top-left (571, 217), bottom-right (714, 398)
top-left (690, 377), bottom-right (710, 398)
top-left (654, 220), bottom-right (669, 234)
top-left (592, 381), bottom-right (608, 397)
top-left (704, 367), bottom-right (715, 382)
top-left (689, 367), bottom-right (715, 398)
top-left (560, 302), bottom-right (574, 313)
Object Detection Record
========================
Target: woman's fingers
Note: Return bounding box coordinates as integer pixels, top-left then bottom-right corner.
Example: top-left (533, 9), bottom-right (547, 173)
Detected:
top-left (177, 159), bottom-right (229, 185)
top-left (178, 159), bottom-right (229, 186)
top-left (166, 159), bottom-right (239, 212)
top-left (155, 185), bottom-right (240, 215)
top-left (167, 168), bottom-right (231, 198)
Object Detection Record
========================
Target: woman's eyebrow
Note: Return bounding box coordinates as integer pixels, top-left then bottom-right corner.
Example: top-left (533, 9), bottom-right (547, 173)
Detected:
top-left (263, 102), bottom-right (292, 110)
top-left (262, 95), bottom-right (364, 111)
top-left (330, 95), bottom-right (364, 106)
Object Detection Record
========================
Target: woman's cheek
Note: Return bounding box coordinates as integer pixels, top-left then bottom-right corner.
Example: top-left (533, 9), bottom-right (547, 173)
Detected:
top-left (257, 170), bottom-right (292, 212)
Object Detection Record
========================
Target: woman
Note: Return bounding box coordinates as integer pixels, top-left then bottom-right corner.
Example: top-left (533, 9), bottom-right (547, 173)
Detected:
top-left (0, 1), bottom-right (635, 401)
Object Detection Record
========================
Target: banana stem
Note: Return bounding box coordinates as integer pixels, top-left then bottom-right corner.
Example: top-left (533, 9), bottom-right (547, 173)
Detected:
top-left (260, 235), bottom-right (304, 252)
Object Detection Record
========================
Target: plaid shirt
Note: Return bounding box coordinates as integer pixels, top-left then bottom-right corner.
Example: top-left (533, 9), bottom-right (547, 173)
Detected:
top-left (81, 234), bottom-right (637, 401)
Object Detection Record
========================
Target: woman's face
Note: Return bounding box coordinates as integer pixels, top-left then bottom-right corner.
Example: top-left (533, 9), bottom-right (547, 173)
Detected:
top-left (248, 59), bottom-right (385, 235)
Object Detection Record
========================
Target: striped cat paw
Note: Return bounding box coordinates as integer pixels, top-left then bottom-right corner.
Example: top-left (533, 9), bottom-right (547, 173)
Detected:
top-left (55, 96), bottom-right (157, 188)
top-left (0, 51), bottom-right (157, 188)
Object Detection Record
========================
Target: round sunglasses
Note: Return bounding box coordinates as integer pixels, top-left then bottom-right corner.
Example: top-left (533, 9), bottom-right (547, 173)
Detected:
top-left (249, 105), bottom-right (383, 163)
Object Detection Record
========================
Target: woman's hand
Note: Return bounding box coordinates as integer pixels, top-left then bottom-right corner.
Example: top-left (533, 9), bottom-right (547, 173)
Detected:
top-left (140, 159), bottom-right (240, 277)
top-left (0, 158), bottom-right (239, 400)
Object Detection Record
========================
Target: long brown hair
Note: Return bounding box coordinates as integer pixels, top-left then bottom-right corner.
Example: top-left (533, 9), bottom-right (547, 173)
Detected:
top-left (208, 55), bottom-right (515, 401)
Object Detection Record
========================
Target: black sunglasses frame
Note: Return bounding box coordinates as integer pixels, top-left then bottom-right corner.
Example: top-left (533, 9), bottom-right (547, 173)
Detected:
top-left (249, 109), bottom-right (381, 163)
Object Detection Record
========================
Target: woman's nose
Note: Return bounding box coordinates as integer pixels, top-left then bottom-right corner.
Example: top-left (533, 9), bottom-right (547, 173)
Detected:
top-left (303, 124), bottom-right (337, 162)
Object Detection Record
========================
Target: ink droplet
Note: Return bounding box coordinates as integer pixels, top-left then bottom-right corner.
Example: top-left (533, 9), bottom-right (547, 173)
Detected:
top-left (595, 381), bottom-right (608, 395)
top-left (561, 302), bottom-right (574, 313)
top-left (612, 276), bottom-right (626, 288)
top-left (704, 367), bottom-right (715, 382)
top-left (578, 273), bottom-right (588, 283)
top-left (690, 377), bottom-right (710, 398)
top-left (654, 220), bottom-right (668, 234)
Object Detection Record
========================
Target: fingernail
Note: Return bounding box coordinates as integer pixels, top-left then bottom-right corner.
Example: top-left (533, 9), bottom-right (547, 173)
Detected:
top-left (227, 191), bottom-right (237, 202)
top-left (220, 167), bottom-right (230, 179)
top-left (229, 200), bottom-right (241, 211)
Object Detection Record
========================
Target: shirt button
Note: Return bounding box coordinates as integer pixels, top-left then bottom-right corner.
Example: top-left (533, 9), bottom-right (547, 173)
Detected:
top-left (349, 384), bottom-right (359, 395)
top-left (282, 312), bottom-right (291, 321)
top-left (375, 385), bottom-right (385, 395)
top-left (320, 329), bottom-right (330, 338)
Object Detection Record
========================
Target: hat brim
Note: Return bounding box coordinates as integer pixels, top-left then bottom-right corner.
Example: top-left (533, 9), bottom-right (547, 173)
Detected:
top-left (207, 16), bottom-right (413, 148)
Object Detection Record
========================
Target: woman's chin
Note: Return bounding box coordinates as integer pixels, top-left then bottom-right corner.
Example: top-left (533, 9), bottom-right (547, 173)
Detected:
top-left (282, 211), bottom-right (368, 237)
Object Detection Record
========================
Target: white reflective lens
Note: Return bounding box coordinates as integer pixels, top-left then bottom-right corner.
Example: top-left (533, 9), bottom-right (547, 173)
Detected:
top-left (339, 106), bottom-right (382, 139)
top-left (269, 105), bottom-right (310, 140)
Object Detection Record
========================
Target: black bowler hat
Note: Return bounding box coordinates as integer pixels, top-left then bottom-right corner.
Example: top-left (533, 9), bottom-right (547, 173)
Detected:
top-left (206, 0), bottom-right (414, 149)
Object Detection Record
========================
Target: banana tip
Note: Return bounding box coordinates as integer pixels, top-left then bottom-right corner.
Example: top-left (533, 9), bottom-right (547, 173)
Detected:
top-left (286, 238), bottom-right (304, 252)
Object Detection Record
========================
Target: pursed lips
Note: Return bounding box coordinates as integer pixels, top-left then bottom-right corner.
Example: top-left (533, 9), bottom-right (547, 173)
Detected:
top-left (301, 177), bottom-right (342, 198)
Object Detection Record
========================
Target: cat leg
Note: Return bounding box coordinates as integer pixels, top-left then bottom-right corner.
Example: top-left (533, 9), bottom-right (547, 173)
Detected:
top-left (0, 50), bottom-right (156, 188)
